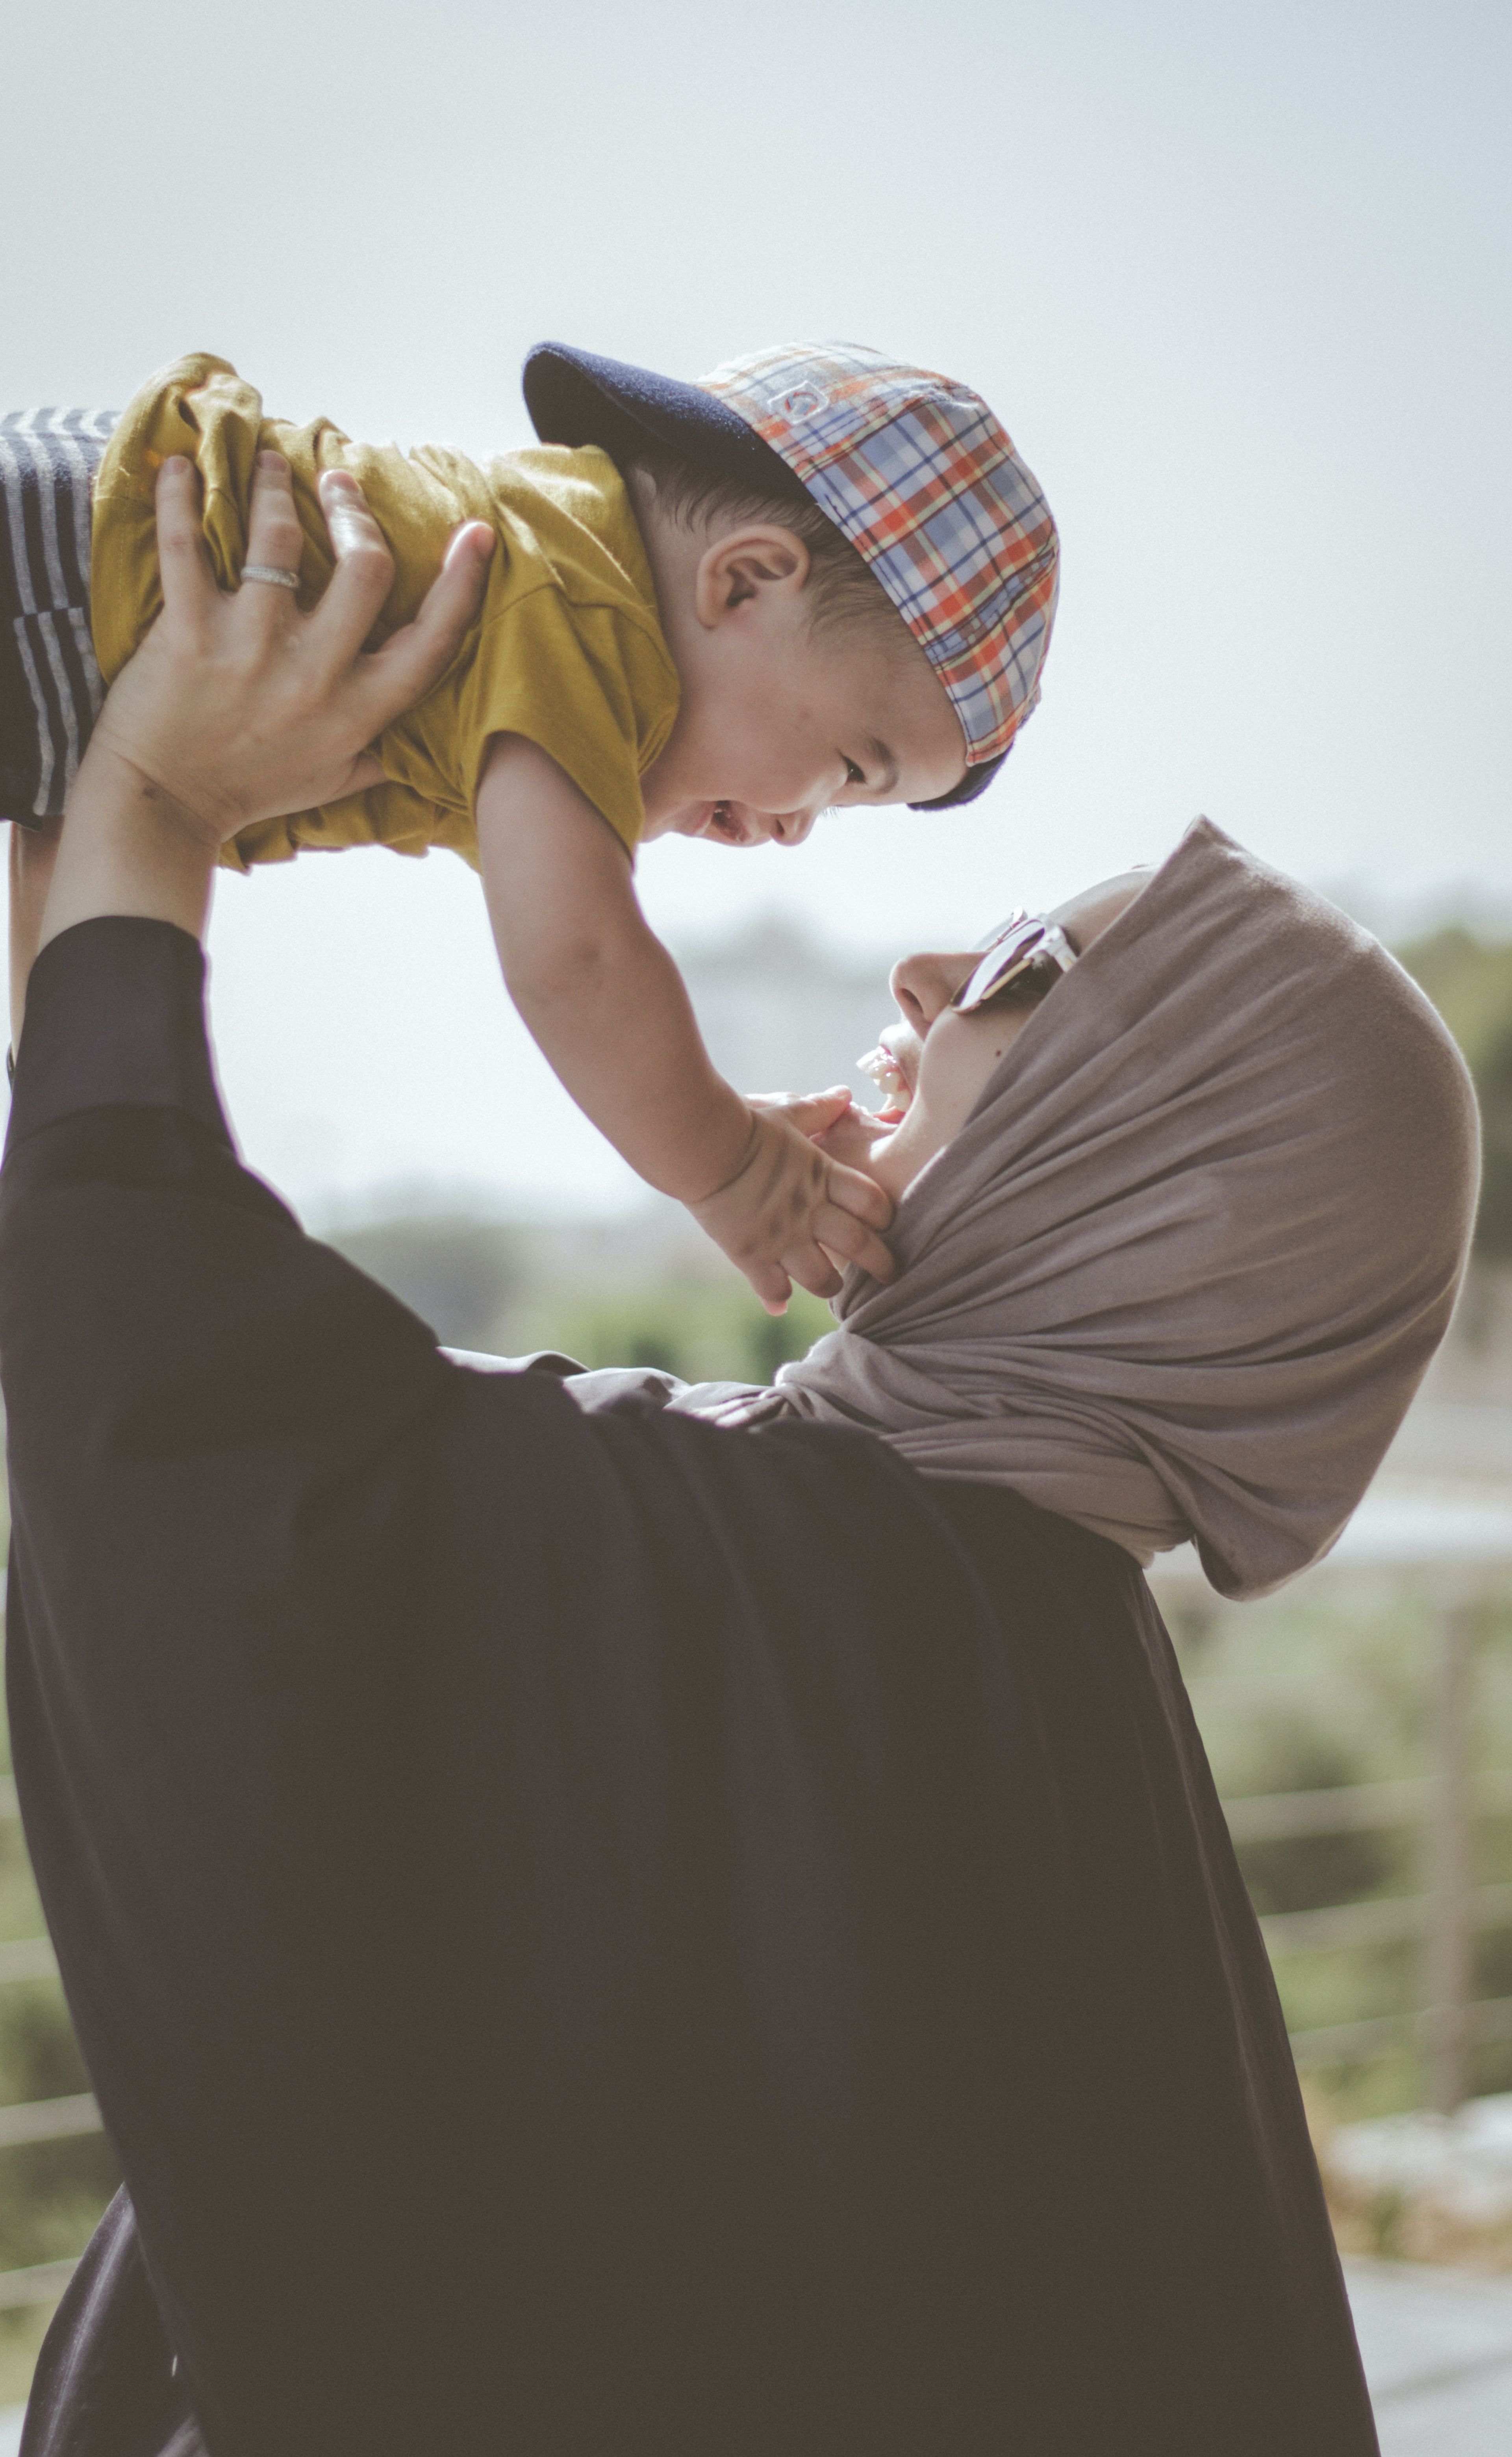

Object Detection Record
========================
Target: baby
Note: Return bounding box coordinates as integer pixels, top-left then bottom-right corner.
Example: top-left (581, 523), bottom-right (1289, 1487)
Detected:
top-left (0, 341), bottom-right (1059, 1307)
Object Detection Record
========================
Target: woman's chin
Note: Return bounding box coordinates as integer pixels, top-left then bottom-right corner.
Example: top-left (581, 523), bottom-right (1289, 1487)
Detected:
top-left (815, 1106), bottom-right (903, 1176)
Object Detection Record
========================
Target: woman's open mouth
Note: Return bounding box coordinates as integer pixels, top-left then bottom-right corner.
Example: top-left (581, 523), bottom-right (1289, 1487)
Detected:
top-left (857, 1043), bottom-right (913, 1122)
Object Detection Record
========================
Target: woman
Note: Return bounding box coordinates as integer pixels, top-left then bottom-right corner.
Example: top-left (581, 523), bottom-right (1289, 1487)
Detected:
top-left (587, 825), bottom-right (1468, 1605)
top-left (0, 459), bottom-right (1479, 2457)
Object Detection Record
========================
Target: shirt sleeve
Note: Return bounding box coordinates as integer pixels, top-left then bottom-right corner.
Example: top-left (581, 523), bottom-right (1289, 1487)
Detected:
top-left (3, 915), bottom-right (229, 1149)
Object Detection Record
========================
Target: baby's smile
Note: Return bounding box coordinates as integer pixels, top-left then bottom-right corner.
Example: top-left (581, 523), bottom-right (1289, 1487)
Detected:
top-left (664, 797), bottom-right (816, 850)
top-left (697, 798), bottom-right (761, 847)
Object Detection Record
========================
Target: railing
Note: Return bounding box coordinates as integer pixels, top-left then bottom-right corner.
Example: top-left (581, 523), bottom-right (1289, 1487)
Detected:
top-left (0, 1768), bottom-right (102, 2314)
top-left (1230, 1765), bottom-right (1512, 2080)
top-left (1152, 1490), bottom-right (1512, 2120)
top-left (0, 1505), bottom-right (1508, 2316)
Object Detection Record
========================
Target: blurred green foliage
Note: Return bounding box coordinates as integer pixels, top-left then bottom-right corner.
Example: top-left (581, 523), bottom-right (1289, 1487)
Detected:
top-left (0, 1720), bottom-right (120, 2403)
top-left (505, 1280), bottom-right (836, 1387)
top-left (1396, 927), bottom-right (1512, 1255)
top-left (1227, 1715), bottom-right (1400, 1918)
top-left (1173, 1577), bottom-right (1512, 2122)
top-left (327, 1219), bottom-right (838, 1384)
top-left (329, 1215), bottom-right (520, 1351)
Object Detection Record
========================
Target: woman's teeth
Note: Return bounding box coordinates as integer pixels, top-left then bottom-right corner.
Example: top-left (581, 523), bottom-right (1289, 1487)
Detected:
top-left (857, 1046), bottom-right (911, 1114)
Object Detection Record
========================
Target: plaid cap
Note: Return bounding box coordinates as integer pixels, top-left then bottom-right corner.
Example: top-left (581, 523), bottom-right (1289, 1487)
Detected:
top-left (699, 341), bottom-right (1059, 768)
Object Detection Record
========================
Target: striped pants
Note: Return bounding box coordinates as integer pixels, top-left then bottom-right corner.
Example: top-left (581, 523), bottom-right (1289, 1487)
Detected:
top-left (0, 408), bottom-right (117, 825)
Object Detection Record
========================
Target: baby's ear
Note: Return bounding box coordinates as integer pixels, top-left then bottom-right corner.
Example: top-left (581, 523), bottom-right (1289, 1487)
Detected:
top-left (695, 525), bottom-right (810, 623)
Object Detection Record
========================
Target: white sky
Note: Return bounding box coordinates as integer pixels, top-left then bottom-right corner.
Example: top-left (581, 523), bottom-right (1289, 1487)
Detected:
top-left (4, 0), bottom-right (1509, 1214)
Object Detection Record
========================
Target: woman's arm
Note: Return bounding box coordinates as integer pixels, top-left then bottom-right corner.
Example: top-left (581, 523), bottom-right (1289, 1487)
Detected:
top-left (17, 451), bottom-right (493, 1016)
top-left (0, 459), bottom-right (495, 2448)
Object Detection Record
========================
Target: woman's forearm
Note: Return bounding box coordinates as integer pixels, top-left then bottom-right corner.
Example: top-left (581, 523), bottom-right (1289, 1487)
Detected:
top-left (37, 766), bottom-right (217, 957)
top-left (11, 757), bottom-right (215, 1062)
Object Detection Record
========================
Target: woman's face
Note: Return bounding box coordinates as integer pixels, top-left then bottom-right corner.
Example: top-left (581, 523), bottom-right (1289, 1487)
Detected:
top-left (820, 873), bottom-right (1149, 1203)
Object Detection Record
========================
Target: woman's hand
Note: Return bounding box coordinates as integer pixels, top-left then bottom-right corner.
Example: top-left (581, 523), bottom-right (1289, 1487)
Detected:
top-left (25, 454), bottom-right (493, 989)
top-left (89, 452), bottom-right (493, 849)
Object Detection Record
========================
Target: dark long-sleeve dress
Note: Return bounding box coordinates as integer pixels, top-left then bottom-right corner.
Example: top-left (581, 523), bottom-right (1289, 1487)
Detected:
top-left (0, 917), bottom-right (1379, 2457)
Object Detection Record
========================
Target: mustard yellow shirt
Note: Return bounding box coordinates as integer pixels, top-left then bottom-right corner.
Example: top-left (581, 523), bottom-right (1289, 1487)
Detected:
top-left (91, 354), bottom-right (680, 872)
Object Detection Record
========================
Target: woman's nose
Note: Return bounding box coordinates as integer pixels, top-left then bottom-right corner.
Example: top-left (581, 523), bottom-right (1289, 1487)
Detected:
top-left (769, 807), bottom-right (817, 848)
top-left (888, 949), bottom-right (976, 1029)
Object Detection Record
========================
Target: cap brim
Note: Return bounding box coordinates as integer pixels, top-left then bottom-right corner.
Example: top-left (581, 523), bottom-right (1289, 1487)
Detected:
top-left (523, 343), bottom-right (808, 503)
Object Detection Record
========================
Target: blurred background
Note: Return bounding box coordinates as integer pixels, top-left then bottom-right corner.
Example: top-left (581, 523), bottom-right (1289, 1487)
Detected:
top-left (4, 0), bottom-right (1508, 1234)
top-left (2, 0), bottom-right (1511, 2438)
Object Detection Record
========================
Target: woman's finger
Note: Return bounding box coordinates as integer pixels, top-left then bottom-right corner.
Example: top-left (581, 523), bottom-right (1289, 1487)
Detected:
top-left (152, 458), bottom-right (218, 622)
top-left (309, 466), bottom-right (399, 658)
top-left (239, 451), bottom-right (307, 609)
top-left (360, 519), bottom-right (494, 728)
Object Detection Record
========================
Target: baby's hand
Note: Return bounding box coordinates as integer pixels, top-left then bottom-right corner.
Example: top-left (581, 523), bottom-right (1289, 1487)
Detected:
top-left (812, 1094), bottom-right (899, 1176)
top-left (689, 1091), bottom-right (896, 1314)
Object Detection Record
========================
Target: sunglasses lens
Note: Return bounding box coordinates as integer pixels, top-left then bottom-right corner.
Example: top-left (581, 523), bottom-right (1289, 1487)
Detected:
top-left (955, 919), bottom-right (1047, 1012)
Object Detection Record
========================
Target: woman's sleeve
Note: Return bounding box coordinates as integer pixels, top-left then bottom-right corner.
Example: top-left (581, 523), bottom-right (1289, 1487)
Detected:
top-left (0, 917), bottom-right (492, 2451)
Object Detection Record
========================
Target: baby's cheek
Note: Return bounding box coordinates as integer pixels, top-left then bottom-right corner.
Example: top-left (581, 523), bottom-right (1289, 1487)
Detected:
top-left (735, 733), bottom-right (823, 811)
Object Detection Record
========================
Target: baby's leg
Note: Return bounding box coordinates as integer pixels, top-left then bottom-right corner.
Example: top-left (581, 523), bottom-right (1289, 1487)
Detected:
top-left (0, 408), bottom-right (117, 825)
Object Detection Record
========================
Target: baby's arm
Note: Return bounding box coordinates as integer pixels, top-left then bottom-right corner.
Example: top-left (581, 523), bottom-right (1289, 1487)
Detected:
top-left (474, 735), bottom-right (894, 1310)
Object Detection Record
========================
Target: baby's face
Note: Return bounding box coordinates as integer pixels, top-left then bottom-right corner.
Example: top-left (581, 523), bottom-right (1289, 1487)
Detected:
top-left (638, 537), bottom-right (967, 847)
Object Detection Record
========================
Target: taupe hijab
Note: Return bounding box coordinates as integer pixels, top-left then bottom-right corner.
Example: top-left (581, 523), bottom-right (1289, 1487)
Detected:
top-left (757, 821), bottom-right (1479, 1599)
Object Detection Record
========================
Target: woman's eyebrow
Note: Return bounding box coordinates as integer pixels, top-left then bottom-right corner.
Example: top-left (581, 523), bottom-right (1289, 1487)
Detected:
top-left (866, 736), bottom-right (901, 793)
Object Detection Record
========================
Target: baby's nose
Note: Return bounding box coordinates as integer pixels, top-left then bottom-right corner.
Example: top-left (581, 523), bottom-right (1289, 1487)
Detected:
top-left (769, 807), bottom-right (817, 849)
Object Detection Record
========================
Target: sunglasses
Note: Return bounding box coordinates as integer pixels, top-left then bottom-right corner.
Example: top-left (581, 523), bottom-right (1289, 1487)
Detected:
top-left (951, 911), bottom-right (1080, 1015)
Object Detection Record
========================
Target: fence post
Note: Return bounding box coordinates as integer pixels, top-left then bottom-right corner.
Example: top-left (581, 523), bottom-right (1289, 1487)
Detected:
top-left (1424, 1587), bottom-right (1477, 2117)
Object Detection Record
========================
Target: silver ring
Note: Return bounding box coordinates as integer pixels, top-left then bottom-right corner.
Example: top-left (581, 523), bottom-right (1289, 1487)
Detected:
top-left (239, 564), bottom-right (300, 591)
